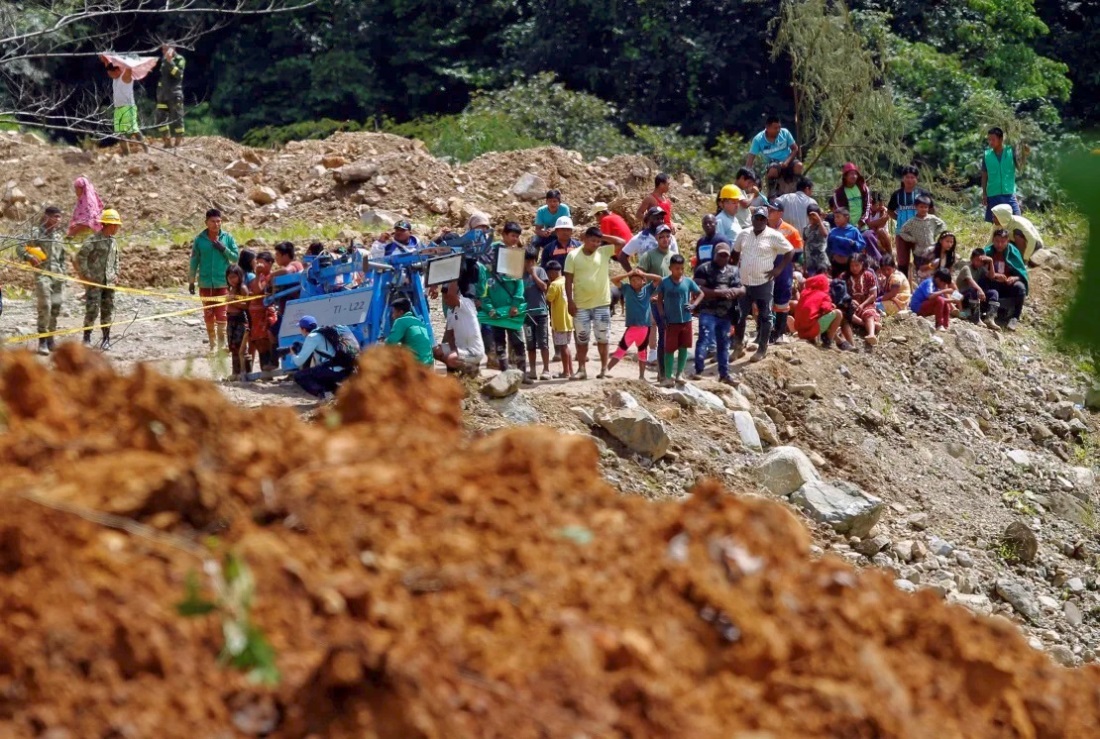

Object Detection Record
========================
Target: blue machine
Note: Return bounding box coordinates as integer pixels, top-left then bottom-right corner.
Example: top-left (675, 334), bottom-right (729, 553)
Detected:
top-left (265, 229), bottom-right (495, 372)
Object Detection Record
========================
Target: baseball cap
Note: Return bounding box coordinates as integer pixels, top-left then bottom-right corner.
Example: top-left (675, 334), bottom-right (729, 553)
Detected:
top-left (591, 202), bottom-right (609, 213)
top-left (394, 219), bottom-right (411, 231)
top-left (751, 206), bottom-right (768, 219)
top-left (554, 216), bottom-right (574, 230)
top-left (715, 242), bottom-right (732, 255)
top-left (767, 200), bottom-right (784, 212)
top-left (298, 315), bottom-right (318, 331)
top-left (656, 224), bottom-right (672, 235)
top-left (645, 206), bottom-right (665, 220)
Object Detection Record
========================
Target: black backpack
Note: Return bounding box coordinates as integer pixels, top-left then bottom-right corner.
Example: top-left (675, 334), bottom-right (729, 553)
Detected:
top-left (317, 325), bottom-right (361, 370)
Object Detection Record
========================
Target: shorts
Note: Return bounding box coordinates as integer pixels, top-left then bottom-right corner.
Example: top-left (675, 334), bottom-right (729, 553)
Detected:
top-left (524, 312), bottom-right (549, 352)
top-left (818, 311), bottom-right (837, 335)
top-left (665, 321), bottom-right (693, 352)
top-left (613, 325), bottom-right (651, 360)
top-left (553, 331), bottom-right (572, 347)
top-left (574, 305), bottom-right (611, 345)
top-left (114, 105), bottom-right (140, 135)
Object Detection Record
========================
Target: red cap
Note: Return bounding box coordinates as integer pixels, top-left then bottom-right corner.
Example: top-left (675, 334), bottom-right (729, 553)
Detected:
top-left (841, 162), bottom-right (860, 174)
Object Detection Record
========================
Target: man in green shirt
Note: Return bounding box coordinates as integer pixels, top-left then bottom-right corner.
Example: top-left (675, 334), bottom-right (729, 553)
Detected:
top-left (478, 222), bottom-right (529, 377)
top-left (386, 297), bottom-right (434, 366)
top-left (17, 206), bottom-right (66, 355)
top-left (638, 224), bottom-right (675, 278)
top-left (189, 208), bottom-right (240, 350)
top-left (981, 126), bottom-right (1027, 223)
top-left (155, 44), bottom-right (186, 148)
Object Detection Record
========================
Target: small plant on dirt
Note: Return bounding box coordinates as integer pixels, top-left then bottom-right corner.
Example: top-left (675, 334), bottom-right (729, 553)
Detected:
top-left (992, 539), bottom-right (1022, 563)
top-left (176, 552), bottom-right (280, 685)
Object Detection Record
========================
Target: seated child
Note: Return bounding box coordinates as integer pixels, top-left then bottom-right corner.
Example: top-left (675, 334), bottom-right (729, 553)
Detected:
top-left (955, 248), bottom-right (1000, 330)
top-left (845, 253), bottom-right (880, 347)
top-left (792, 273), bottom-right (844, 347)
top-left (910, 267), bottom-right (955, 331)
top-left (876, 253), bottom-right (911, 316)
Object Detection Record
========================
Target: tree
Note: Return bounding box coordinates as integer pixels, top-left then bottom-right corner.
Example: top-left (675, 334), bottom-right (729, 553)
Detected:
top-left (771, 0), bottom-right (908, 175)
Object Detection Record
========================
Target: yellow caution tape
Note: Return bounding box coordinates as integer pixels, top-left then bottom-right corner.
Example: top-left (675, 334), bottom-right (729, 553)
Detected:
top-left (0, 258), bottom-right (229, 304)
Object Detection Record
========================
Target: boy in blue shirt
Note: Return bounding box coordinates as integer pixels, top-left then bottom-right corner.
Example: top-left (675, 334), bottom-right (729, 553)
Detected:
top-left (746, 115), bottom-right (801, 197)
top-left (533, 189), bottom-right (570, 250)
top-left (609, 268), bottom-right (663, 380)
top-left (656, 254), bottom-right (703, 387)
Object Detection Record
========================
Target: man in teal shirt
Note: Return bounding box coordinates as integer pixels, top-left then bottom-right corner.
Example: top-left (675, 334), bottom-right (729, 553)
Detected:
top-left (189, 208), bottom-right (240, 350)
top-left (386, 297), bottom-right (434, 366)
top-left (981, 126), bottom-right (1027, 223)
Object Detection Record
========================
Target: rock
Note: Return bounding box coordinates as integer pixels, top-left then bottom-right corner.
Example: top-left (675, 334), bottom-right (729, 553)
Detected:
top-left (571, 407), bottom-right (596, 426)
top-left (487, 394), bottom-right (539, 424)
top-left (655, 407), bottom-right (681, 422)
top-left (907, 512), bottom-right (929, 531)
top-left (927, 536), bottom-right (954, 557)
top-left (995, 579), bottom-right (1040, 621)
top-left (895, 540), bottom-right (915, 563)
top-left (311, 164), bottom-right (327, 178)
top-left (1007, 449), bottom-right (1033, 467)
top-left (1066, 577), bottom-right (1086, 594)
top-left (858, 534), bottom-right (892, 557)
top-left (1085, 385), bottom-right (1100, 411)
top-left (333, 161), bottom-right (380, 184)
top-left (894, 579), bottom-right (919, 594)
top-left (1052, 401), bottom-right (1076, 421)
top-left (1030, 248), bottom-right (1061, 268)
top-left (321, 154), bottom-right (348, 169)
top-left (1071, 467), bottom-right (1096, 496)
top-left (248, 186), bottom-right (278, 206)
top-left (32, 177), bottom-right (45, 188)
top-left (661, 384), bottom-right (725, 412)
top-left (512, 172), bottom-right (548, 202)
top-left (359, 208), bottom-right (401, 229)
top-left (732, 411), bottom-right (763, 453)
top-left (1030, 423), bottom-right (1055, 444)
top-left (1038, 595), bottom-right (1061, 611)
top-left (3, 186), bottom-right (27, 204)
top-left (955, 328), bottom-right (988, 360)
top-left (753, 447), bottom-right (819, 496)
top-left (596, 407), bottom-right (670, 460)
top-left (224, 159), bottom-right (259, 178)
top-left (606, 391), bottom-right (639, 410)
top-left (911, 541), bottom-right (929, 562)
top-left (720, 388), bottom-right (753, 412)
top-left (430, 198), bottom-right (449, 215)
top-left (753, 414), bottom-right (780, 448)
top-left (791, 480), bottom-right (883, 538)
top-left (807, 450), bottom-right (827, 468)
top-left (954, 550), bottom-right (974, 568)
top-left (947, 592), bottom-right (994, 616)
top-left (1049, 645), bottom-right (1076, 667)
top-left (790, 381), bottom-right (818, 398)
top-left (1048, 491), bottom-right (1088, 525)
top-left (481, 369), bottom-right (525, 399)
top-left (1002, 521), bottom-right (1039, 563)
top-left (1064, 601), bottom-right (1084, 626)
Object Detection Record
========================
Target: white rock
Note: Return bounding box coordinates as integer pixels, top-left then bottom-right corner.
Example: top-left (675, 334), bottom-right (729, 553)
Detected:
top-left (732, 411), bottom-right (762, 453)
top-left (720, 388), bottom-right (753, 412)
top-left (753, 446), bottom-right (819, 496)
top-left (596, 406), bottom-right (670, 460)
top-left (512, 172), bottom-right (548, 202)
top-left (1007, 449), bottom-right (1033, 467)
top-left (791, 480), bottom-right (884, 538)
top-left (481, 369), bottom-right (525, 399)
top-left (660, 384), bottom-right (725, 412)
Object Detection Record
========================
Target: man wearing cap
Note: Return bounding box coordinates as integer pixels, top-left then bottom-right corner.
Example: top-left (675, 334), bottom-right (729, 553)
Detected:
top-left (540, 215), bottom-right (580, 269)
top-left (775, 177), bottom-right (816, 235)
top-left (370, 220), bottom-right (421, 258)
top-left (618, 206), bottom-right (679, 272)
top-left (766, 200), bottom-right (803, 345)
top-left (638, 224), bottom-right (676, 380)
top-left (189, 208), bottom-right (240, 350)
top-left (533, 190), bottom-right (571, 250)
top-left (564, 226), bottom-right (616, 380)
top-left (692, 242), bottom-right (743, 384)
top-left (17, 205), bottom-right (66, 355)
top-left (287, 315), bottom-right (356, 398)
top-left (592, 202), bottom-right (632, 255)
top-left (732, 207), bottom-right (795, 362)
top-left (75, 208), bottom-right (122, 349)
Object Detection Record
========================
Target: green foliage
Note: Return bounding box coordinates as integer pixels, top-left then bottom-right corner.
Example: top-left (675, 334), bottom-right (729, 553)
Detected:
top-left (182, 102), bottom-right (224, 138)
top-left (242, 118), bottom-right (366, 149)
top-left (385, 112), bottom-right (544, 163)
top-left (176, 552), bottom-right (280, 686)
top-left (1058, 153), bottom-right (1100, 353)
top-left (629, 125), bottom-right (749, 188)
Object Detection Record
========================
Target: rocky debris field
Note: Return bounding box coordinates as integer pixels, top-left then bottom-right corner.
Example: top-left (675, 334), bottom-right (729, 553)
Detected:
top-left (2, 345), bottom-right (1100, 738)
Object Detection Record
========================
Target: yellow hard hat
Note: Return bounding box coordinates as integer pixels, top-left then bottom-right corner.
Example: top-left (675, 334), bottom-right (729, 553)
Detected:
top-left (25, 246), bottom-right (46, 262)
top-left (719, 184), bottom-right (743, 201)
top-left (100, 209), bottom-right (122, 225)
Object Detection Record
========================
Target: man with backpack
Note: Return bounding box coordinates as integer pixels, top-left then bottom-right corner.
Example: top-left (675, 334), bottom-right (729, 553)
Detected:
top-left (287, 315), bottom-right (360, 399)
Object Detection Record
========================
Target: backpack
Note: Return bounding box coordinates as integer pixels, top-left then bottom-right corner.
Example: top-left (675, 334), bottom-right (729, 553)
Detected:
top-left (317, 325), bottom-right (360, 370)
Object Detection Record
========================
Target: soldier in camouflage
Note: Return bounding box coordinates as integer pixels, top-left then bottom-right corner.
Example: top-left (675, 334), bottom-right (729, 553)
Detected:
top-left (155, 44), bottom-right (186, 148)
top-left (17, 206), bottom-right (66, 355)
top-left (76, 209), bottom-right (122, 350)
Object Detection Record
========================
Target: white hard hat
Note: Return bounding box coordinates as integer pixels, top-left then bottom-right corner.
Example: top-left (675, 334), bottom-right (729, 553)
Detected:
top-left (554, 216), bottom-right (574, 230)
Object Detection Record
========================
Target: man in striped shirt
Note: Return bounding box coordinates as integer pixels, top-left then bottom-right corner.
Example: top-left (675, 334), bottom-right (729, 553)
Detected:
top-left (732, 207), bottom-right (795, 363)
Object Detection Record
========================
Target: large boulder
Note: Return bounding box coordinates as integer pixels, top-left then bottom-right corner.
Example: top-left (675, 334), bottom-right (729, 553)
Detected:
top-left (1001, 521), bottom-right (1038, 563)
top-left (248, 186), bottom-right (278, 206)
top-left (512, 172), bottom-right (548, 202)
top-left (731, 411), bottom-right (762, 452)
top-left (1086, 385), bottom-right (1100, 411)
top-left (995, 579), bottom-right (1040, 622)
top-left (954, 327), bottom-right (988, 361)
top-left (333, 161), bottom-right (380, 185)
top-left (791, 480), bottom-right (883, 538)
top-left (481, 369), bottom-right (525, 399)
top-left (359, 208), bottom-right (401, 229)
top-left (661, 384), bottom-right (725, 412)
top-left (487, 394), bottom-right (540, 424)
top-left (754, 446), bottom-right (819, 496)
top-left (225, 159), bottom-right (259, 178)
top-left (596, 406), bottom-right (670, 460)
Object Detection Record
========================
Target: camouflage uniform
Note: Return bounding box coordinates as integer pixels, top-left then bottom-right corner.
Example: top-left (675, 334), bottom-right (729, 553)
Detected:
top-left (155, 53), bottom-right (186, 137)
top-left (75, 232), bottom-right (119, 328)
top-left (16, 223), bottom-right (66, 334)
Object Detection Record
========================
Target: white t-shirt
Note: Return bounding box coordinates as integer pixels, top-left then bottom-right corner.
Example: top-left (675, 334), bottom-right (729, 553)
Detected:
top-left (112, 77), bottom-right (135, 107)
top-left (445, 295), bottom-right (485, 357)
top-left (622, 230), bottom-right (679, 258)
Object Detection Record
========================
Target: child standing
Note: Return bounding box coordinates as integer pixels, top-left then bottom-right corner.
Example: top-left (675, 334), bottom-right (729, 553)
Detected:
top-left (609, 268), bottom-right (662, 380)
top-left (522, 247), bottom-right (552, 381)
top-left (225, 265), bottom-right (251, 378)
top-left (845, 253), bottom-right (881, 348)
top-left (545, 261), bottom-right (574, 379)
top-left (895, 195), bottom-right (947, 282)
top-left (655, 254), bottom-right (703, 387)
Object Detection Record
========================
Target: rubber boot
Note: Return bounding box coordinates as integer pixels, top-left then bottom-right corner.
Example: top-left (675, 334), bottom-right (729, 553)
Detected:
top-left (215, 322), bottom-right (228, 351)
top-left (231, 353), bottom-right (242, 377)
top-left (205, 323), bottom-right (216, 350)
top-left (100, 328), bottom-right (111, 351)
top-left (83, 329), bottom-right (93, 346)
top-left (37, 339), bottom-right (50, 356)
top-left (45, 337), bottom-right (56, 353)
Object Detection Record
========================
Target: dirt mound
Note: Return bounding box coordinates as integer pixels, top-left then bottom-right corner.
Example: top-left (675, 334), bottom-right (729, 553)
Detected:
top-left (1, 344), bottom-right (1098, 737)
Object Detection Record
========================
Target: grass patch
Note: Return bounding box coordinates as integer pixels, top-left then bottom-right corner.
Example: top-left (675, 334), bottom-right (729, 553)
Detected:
top-left (144, 220), bottom-right (361, 249)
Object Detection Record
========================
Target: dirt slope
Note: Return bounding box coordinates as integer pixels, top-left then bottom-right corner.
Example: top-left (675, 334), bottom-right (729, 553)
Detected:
top-left (1, 345), bottom-right (1099, 738)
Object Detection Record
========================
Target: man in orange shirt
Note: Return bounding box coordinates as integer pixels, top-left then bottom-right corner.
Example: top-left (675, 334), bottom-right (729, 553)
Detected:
top-left (767, 200), bottom-right (801, 345)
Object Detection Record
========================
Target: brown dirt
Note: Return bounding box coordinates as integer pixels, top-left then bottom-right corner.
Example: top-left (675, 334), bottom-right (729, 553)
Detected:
top-left (1, 344), bottom-right (1098, 738)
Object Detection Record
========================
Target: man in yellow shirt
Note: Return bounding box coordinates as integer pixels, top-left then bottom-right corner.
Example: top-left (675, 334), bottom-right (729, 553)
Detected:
top-left (564, 226), bottom-right (616, 379)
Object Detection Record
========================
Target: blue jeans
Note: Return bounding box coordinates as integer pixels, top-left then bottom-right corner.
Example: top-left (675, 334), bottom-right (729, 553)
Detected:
top-left (985, 194), bottom-right (1020, 223)
top-left (696, 313), bottom-right (732, 379)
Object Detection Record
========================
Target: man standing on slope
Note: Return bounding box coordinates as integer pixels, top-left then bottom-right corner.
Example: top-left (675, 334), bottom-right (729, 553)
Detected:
top-left (155, 44), bottom-right (186, 148)
top-left (981, 127), bottom-right (1028, 223)
top-left (189, 208), bottom-right (240, 351)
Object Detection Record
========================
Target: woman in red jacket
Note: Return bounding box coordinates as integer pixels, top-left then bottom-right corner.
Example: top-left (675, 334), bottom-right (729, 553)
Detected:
top-left (792, 274), bottom-right (844, 347)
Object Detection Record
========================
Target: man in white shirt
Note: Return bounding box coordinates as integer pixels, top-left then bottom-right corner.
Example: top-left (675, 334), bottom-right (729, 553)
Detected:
top-left (104, 61), bottom-right (148, 155)
top-left (618, 206), bottom-right (679, 272)
top-left (434, 281), bottom-right (486, 373)
top-left (732, 208), bottom-right (795, 363)
top-left (775, 177), bottom-right (817, 235)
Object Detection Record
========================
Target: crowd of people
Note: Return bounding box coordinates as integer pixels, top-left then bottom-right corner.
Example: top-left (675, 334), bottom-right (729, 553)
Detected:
top-left (9, 117), bottom-right (1047, 399)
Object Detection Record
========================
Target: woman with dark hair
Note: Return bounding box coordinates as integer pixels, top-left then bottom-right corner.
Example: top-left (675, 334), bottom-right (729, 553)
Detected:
top-left (829, 163), bottom-right (871, 228)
